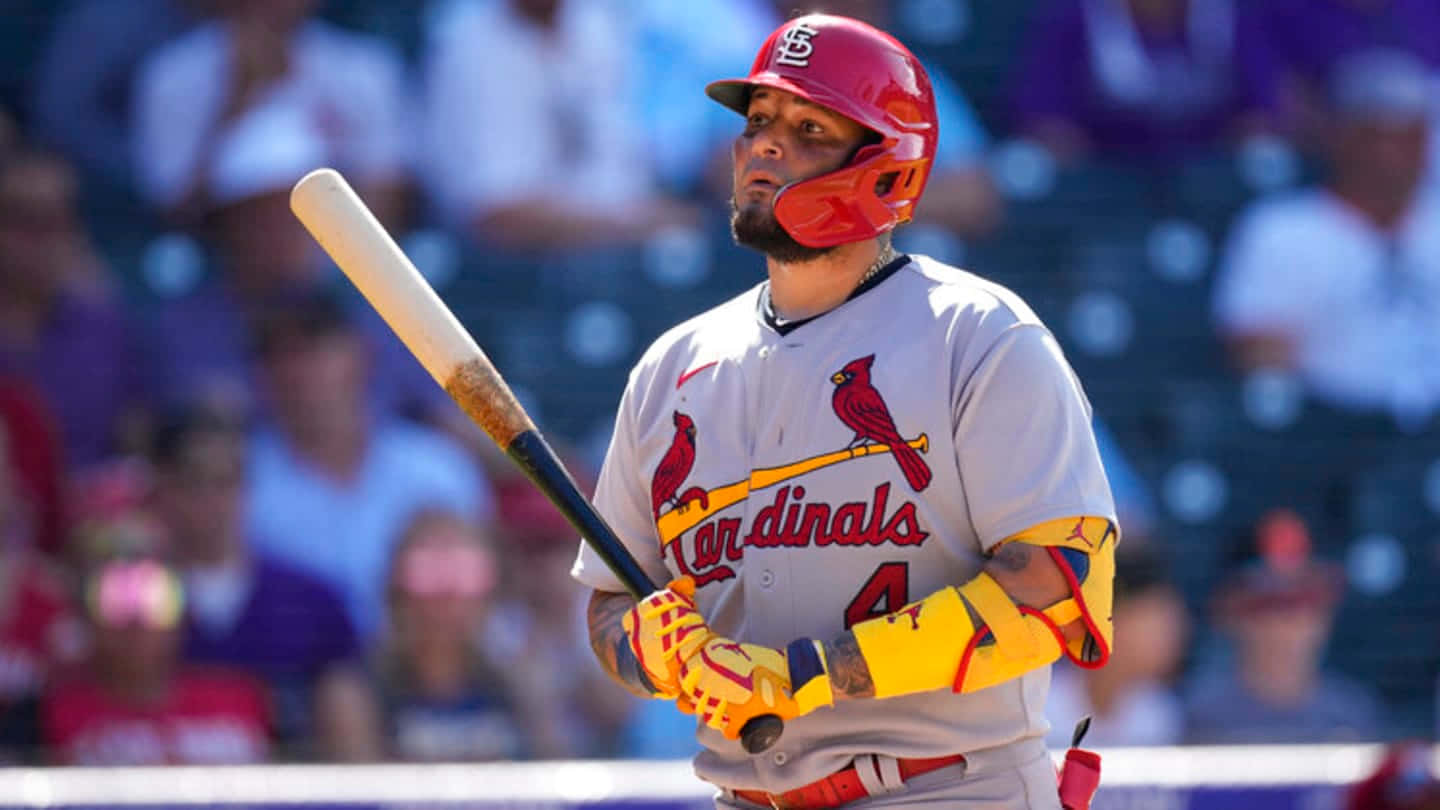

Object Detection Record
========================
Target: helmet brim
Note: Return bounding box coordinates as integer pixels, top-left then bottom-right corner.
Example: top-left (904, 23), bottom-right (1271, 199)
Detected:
top-left (707, 77), bottom-right (786, 116)
top-left (706, 75), bottom-right (857, 121)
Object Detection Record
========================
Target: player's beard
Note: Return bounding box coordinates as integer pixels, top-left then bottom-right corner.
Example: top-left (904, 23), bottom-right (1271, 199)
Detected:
top-left (730, 197), bottom-right (837, 264)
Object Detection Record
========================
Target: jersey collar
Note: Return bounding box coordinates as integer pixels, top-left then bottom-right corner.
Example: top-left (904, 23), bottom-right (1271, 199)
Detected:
top-left (758, 253), bottom-right (911, 336)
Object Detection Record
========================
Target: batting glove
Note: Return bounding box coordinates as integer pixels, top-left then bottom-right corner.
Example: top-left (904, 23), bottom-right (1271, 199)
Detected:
top-left (621, 576), bottom-right (713, 698)
top-left (675, 636), bottom-right (801, 740)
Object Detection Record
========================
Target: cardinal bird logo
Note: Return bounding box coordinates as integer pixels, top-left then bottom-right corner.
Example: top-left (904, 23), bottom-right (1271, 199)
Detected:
top-left (651, 411), bottom-right (711, 520)
top-left (830, 355), bottom-right (932, 492)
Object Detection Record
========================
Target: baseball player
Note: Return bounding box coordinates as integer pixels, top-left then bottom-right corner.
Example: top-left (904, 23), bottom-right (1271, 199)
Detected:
top-left (572, 14), bottom-right (1117, 809)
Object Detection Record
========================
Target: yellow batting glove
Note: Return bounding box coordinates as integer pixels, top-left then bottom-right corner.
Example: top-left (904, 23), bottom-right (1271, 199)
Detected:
top-left (621, 576), bottom-right (714, 698)
top-left (675, 637), bottom-right (799, 740)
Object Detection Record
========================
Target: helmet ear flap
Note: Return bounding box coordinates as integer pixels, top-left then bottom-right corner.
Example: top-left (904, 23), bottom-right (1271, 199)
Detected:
top-left (875, 171), bottom-right (899, 198)
top-left (885, 163), bottom-right (927, 207)
top-left (851, 142), bottom-right (901, 199)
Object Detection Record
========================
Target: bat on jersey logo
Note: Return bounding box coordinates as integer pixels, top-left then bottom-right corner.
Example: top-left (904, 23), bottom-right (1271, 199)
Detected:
top-left (651, 355), bottom-right (933, 544)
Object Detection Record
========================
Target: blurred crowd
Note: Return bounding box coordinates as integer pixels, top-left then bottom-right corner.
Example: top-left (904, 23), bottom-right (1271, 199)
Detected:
top-left (0, 0), bottom-right (1438, 767)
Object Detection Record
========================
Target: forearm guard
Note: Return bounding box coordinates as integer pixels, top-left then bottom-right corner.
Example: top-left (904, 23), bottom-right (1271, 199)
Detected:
top-left (789, 516), bottom-right (1117, 709)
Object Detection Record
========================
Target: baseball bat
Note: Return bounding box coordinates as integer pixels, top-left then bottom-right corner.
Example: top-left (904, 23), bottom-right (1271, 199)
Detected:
top-left (289, 168), bottom-right (783, 755)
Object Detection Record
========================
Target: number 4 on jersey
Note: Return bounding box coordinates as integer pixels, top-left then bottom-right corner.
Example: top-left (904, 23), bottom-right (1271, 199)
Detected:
top-left (844, 562), bottom-right (910, 629)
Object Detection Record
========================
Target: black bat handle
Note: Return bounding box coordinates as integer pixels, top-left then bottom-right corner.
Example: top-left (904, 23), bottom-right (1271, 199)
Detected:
top-left (507, 430), bottom-right (784, 755)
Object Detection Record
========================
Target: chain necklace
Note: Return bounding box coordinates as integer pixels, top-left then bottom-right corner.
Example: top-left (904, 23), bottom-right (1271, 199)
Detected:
top-left (766, 244), bottom-right (897, 325)
top-left (856, 243), bottom-right (898, 289)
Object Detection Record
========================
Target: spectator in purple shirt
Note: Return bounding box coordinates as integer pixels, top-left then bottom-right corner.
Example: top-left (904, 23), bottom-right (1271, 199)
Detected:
top-left (1263, 0), bottom-right (1440, 139)
top-left (1011, 0), bottom-right (1280, 162)
top-left (0, 148), bottom-right (147, 469)
top-left (149, 401), bottom-right (380, 760)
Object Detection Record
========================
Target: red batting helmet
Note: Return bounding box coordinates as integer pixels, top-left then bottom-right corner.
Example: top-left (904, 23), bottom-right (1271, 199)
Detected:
top-left (707, 14), bottom-right (938, 248)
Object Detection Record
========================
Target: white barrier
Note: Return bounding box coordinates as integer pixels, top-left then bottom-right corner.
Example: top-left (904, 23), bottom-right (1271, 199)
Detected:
top-left (0, 745), bottom-right (1433, 807)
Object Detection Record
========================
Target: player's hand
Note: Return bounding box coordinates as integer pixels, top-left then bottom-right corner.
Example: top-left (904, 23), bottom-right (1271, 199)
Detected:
top-left (674, 636), bottom-right (800, 740)
top-left (621, 576), bottom-right (714, 698)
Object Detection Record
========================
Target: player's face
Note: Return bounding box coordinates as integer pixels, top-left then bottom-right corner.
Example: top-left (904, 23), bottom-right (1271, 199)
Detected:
top-left (730, 88), bottom-right (872, 262)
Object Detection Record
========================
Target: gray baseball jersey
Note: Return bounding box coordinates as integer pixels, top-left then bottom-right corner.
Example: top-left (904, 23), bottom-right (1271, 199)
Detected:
top-left (572, 253), bottom-right (1116, 795)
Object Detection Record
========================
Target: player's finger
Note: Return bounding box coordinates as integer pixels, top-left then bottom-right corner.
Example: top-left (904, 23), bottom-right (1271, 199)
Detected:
top-left (702, 696), bottom-right (730, 733)
top-left (759, 678), bottom-right (778, 709)
top-left (679, 661), bottom-right (705, 694)
top-left (675, 693), bottom-right (698, 716)
top-left (722, 712), bottom-right (748, 740)
top-left (654, 609), bottom-right (705, 636)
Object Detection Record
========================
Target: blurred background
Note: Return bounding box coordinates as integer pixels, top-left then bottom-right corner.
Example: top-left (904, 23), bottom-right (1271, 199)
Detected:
top-left (0, 0), bottom-right (1438, 796)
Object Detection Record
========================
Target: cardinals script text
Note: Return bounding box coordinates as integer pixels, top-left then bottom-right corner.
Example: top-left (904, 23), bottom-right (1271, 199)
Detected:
top-left (665, 483), bottom-right (929, 586)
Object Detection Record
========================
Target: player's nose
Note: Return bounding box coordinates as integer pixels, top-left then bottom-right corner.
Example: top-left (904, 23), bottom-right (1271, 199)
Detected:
top-left (747, 127), bottom-right (784, 160)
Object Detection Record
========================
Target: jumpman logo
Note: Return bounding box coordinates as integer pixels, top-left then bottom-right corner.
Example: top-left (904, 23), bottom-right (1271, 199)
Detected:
top-left (1065, 518), bottom-right (1093, 549)
top-left (886, 603), bottom-right (923, 630)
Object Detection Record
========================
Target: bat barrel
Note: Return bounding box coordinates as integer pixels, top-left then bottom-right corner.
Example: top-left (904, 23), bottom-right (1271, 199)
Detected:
top-left (290, 168), bottom-right (535, 447)
top-left (290, 169), bottom-right (471, 385)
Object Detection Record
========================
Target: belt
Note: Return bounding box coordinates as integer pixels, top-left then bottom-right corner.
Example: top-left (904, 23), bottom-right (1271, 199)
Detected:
top-left (731, 754), bottom-right (967, 810)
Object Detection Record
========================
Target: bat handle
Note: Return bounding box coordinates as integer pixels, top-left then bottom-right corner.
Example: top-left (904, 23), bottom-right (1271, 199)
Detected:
top-left (740, 715), bottom-right (784, 754)
top-left (507, 435), bottom-right (789, 753)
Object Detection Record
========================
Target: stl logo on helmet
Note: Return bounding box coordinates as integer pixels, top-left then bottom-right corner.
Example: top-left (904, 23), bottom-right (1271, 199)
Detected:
top-left (775, 22), bottom-right (819, 67)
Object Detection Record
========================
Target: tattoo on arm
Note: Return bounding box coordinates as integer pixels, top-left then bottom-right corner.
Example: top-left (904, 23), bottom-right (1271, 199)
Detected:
top-left (988, 541), bottom-right (1033, 573)
top-left (586, 590), bottom-right (657, 699)
top-left (824, 631), bottom-right (875, 701)
top-left (985, 540), bottom-right (1077, 615)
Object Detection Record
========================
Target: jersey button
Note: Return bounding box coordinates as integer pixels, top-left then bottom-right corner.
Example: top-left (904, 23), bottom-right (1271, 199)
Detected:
top-left (759, 570), bottom-right (775, 588)
top-left (772, 751), bottom-right (788, 766)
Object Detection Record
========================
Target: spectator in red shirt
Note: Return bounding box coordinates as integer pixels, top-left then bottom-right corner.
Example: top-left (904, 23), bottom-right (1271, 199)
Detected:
top-left (1346, 741), bottom-right (1440, 810)
top-left (0, 420), bottom-right (84, 720)
top-left (0, 380), bottom-right (67, 556)
top-left (40, 556), bottom-right (271, 765)
top-left (0, 558), bottom-right (84, 715)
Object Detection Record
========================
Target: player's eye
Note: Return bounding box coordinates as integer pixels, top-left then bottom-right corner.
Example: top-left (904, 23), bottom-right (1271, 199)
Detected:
top-left (745, 113), bottom-right (769, 130)
top-left (802, 120), bottom-right (825, 135)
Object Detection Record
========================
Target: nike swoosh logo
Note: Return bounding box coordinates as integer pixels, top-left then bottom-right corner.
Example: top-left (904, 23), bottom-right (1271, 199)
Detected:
top-left (676, 361), bottom-right (718, 389)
